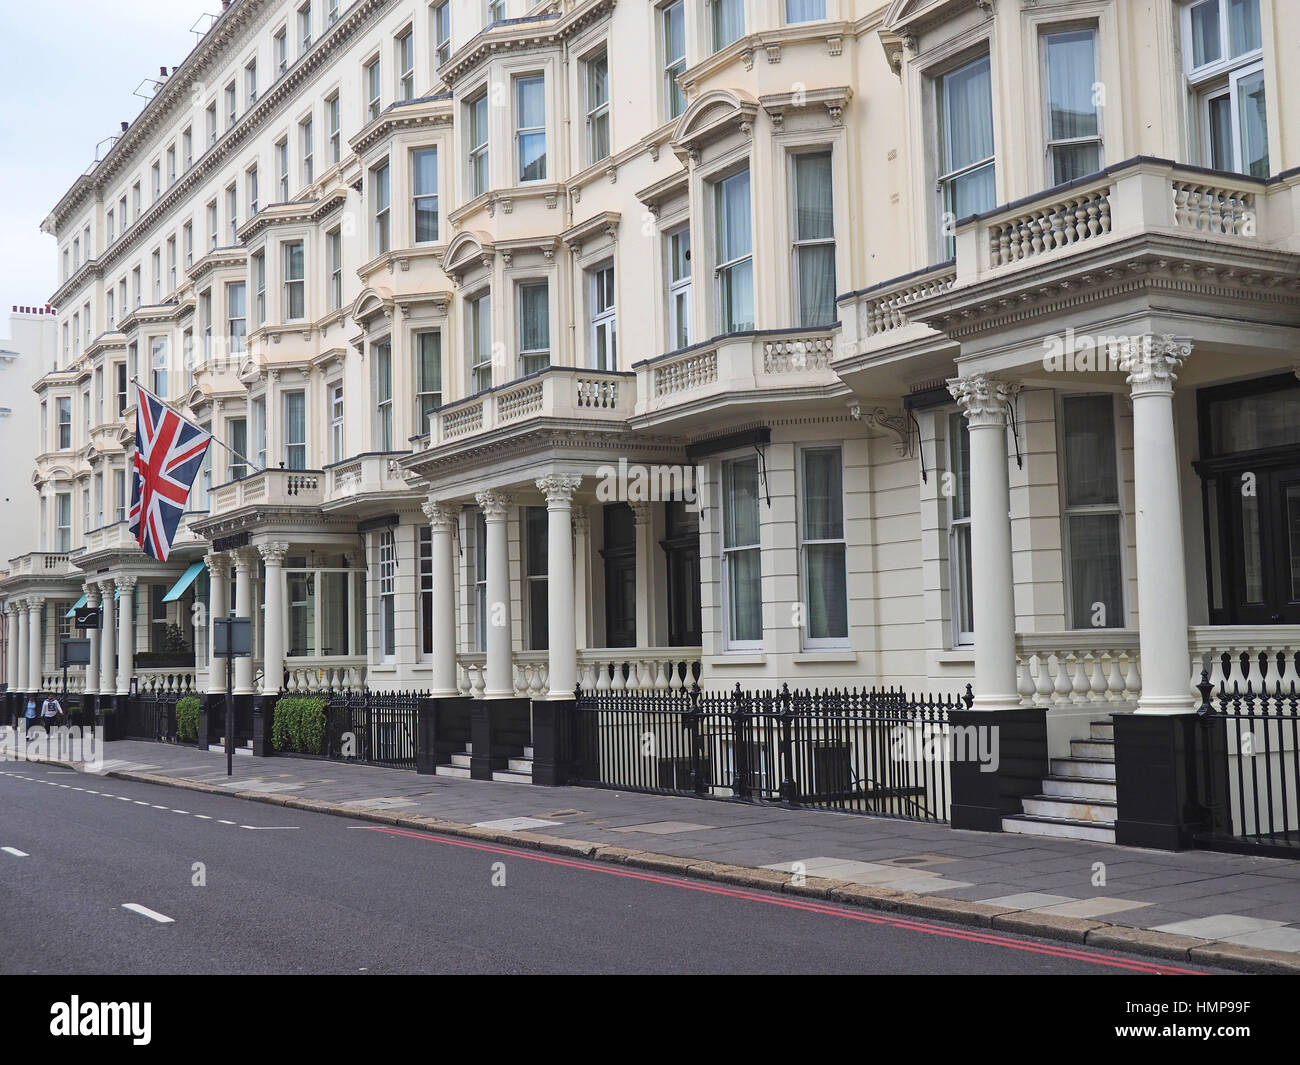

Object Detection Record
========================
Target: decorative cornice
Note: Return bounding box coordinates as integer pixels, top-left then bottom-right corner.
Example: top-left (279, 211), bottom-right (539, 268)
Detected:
top-left (439, 0), bottom-right (615, 88)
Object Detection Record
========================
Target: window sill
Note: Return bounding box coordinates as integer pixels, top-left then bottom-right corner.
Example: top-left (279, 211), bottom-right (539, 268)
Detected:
top-left (706, 653), bottom-right (766, 666)
top-left (793, 650), bottom-right (858, 664)
top-left (933, 649), bottom-right (975, 665)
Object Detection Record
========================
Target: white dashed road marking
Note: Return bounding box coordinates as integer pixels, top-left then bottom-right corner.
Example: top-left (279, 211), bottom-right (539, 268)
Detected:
top-left (2, 847), bottom-right (29, 857)
top-left (121, 903), bottom-right (174, 924)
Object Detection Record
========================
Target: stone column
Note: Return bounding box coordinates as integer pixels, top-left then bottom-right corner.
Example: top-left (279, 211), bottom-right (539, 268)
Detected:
top-left (538, 476), bottom-right (581, 699)
top-left (205, 552), bottom-right (230, 694)
top-left (259, 541), bottom-right (288, 696)
top-left (99, 581), bottom-right (116, 696)
top-left (28, 596), bottom-right (44, 693)
top-left (232, 548), bottom-right (257, 695)
top-left (476, 490), bottom-right (514, 699)
top-left (1122, 335), bottom-right (1195, 714)
top-left (6, 602), bottom-right (21, 694)
top-left (949, 374), bottom-right (1020, 711)
top-left (632, 501), bottom-right (654, 649)
top-left (115, 578), bottom-right (135, 695)
top-left (84, 586), bottom-right (100, 695)
top-left (423, 501), bottom-right (459, 697)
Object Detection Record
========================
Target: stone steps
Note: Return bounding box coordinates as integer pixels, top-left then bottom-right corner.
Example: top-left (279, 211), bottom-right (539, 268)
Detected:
top-left (1004, 721), bottom-right (1118, 843)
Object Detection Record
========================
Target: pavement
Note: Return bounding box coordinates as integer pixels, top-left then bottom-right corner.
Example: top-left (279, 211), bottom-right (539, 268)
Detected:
top-left (0, 761), bottom-right (1219, 975)
top-left (7, 735), bottom-right (1300, 974)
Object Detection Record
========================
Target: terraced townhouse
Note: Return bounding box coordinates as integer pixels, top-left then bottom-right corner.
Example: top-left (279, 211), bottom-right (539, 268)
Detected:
top-left (2, 0), bottom-right (1299, 842)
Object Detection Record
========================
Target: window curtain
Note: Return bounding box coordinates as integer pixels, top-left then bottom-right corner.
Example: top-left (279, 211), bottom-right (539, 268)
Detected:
top-left (285, 393), bottom-right (306, 469)
top-left (419, 333), bottom-right (442, 397)
top-left (1237, 69), bottom-right (1269, 177)
top-left (802, 449), bottom-right (842, 541)
top-left (795, 153), bottom-right (836, 326)
top-left (717, 172), bottom-right (753, 331)
top-left (713, 0), bottom-right (744, 49)
top-left (805, 545), bottom-right (847, 639)
top-left (520, 284), bottom-right (549, 355)
top-left (786, 0), bottom-right (825, 22)
top-left (1190, 1), bottom-right (1221, 66)
top-left (725, 459), bottom-right (759, 549)
top-left (943, 56), bottom-right (996, 216)
top-left (1062, 395), bottom-right (1118, 507)
top-left (1046, 31), bottom-right (1098, 141)
top-left (1068, 513), bottom-right (1123, 628)
top-left (1229, 0), bottom-right (1261, 55)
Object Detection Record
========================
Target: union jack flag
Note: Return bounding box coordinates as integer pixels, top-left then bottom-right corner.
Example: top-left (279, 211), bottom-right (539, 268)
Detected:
top-left (128, 383), bottom-right (212, 562)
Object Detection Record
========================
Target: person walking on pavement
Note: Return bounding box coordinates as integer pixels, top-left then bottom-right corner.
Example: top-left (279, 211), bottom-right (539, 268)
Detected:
top-left (40, 693), bottom-right (63, 728)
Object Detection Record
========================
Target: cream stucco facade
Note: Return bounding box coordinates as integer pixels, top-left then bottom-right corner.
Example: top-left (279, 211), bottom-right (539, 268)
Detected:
top-left (3, 0), bottom-right (1299, 802)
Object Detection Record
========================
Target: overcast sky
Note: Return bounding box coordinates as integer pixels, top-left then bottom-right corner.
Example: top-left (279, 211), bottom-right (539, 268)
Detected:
top-left (0, 0), bottom-right (216, 317)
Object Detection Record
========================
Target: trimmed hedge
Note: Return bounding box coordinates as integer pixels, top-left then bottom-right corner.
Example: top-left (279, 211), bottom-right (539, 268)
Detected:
top-left (175, 696), bottom-right (200, 743)
top-left (271, 697), bottom-right (328, 754)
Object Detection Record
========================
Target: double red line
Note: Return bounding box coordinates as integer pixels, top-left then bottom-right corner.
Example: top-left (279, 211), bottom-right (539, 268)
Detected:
top-left (366, 826), bottom-right (1204, 975)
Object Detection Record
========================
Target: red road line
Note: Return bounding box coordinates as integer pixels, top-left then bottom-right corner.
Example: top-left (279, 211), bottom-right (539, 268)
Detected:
top-left (364, 826), bottom-right (1204, 975)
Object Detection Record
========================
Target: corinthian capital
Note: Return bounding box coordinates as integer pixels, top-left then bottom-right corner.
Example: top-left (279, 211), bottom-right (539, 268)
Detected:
top-left (1120, 334), bottom-right (1192, 396)
top-left (475, 490), bottom-right (512, 520)
top-left (947, 373), bottom-right (1020, 428)
top-left (114, 576), bottom-right (136, 594)
top-left (535, 475), bottom-right (582, 507)
top-left (258, 541), bottom-right (290, 566)
top-left (205, 552), bottom-right (231, 580)
top-left (422, 499), bottom-right (458, 529)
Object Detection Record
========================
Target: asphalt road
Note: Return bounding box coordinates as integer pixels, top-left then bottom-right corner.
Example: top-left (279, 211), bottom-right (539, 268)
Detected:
top-left (0, 762), bottom-right (1222, 975)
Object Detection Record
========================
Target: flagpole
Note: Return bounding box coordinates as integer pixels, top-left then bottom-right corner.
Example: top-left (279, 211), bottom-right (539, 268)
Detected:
top-left (130, 377), bottom-right (265, 473)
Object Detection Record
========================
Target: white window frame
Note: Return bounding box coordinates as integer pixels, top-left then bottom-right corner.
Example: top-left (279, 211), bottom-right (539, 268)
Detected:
top-left (298, 0), bottom-right (313, 54)
top-left (721, 454), bottom-right (763, 651)
top-left (797, 445), bottom-right (848, 648)
top-left (467, 289), bottom-right (493, 393)
top-left (711, 0), bottom-right (744, 52)
top-left (433, 1), bottom-right (451, 68)
top-left (276, 138), bottom-right (289, 201)
top-left (415, 330), bottom-right (442, 431)
top-left (373, 338), bottom-right (394, 451)
top-left (329, 383), bottom-right (345, 462)
top-left (790, 148), bottom-right (837, 328)
top-left (589, 263), bottom-right (616, 370)
top-left (517, 280), bottom-right (550, 376)
top-left (397, 27), bottom-right (415, 101)
top-left (300, 116), bottom-right (314, 186)
top-left (412, 147), bottom-right (439, 244)
top-left (585, 52), bottom-right (610, 165)
top-left (1057, 392), bottom-right (1128, 630)
top-left (467, 91), bottom-right (489, 197)
top-left (662, 1), bottom-right (686, 120)
top-left (1040, 26), bottom-right (1104, 186)
top-left (283, 389), bottom-right (307, 470)
top-left (327, 93), bottom-right (342, 164)
top-left (283, 240), bottom-right (306, 321)
top-left (327, 228), bottom-right (343, 310)
top-left (713, 167), bottom-right (754, 334)
top-left (515, 74), bottom-right (547, 183)
top-left (365, 56), bottom-right (382, 121)
top-left (378, 528), bottom-right (397, 663)
top-left (936, 52), bottom-right (997, 258)
top-left (666, 223), bottom-right (691, 350)
top-left (372, 160), bottom-right (391, 255)
top-left (946, 411), bottom-right (974, 648)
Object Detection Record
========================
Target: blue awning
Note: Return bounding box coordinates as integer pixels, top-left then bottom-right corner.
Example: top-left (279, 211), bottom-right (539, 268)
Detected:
top-left (162, 561), bottom-right (205, 603)
top-left (64, 594), bottom-right (88, 618)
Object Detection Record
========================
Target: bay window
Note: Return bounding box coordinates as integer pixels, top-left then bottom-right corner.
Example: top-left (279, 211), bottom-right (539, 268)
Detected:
top-left (947, 412), bottom-right (974, 646)
top-left (715, 168), bottom-right (753, 333)
top-left (667, 225), bottom-right (691, 349)
top-left (792, 151), bottom-right (836, 327)
top-left (518, 281), bottom-right (549, 375)
top-left (722, 456), bottom-right (762, 647)
top-left (1184, 0), bottom-right (1268, 176)
top-left (378, 529), bottom-right (396, 661)
top-left (1061, 394), bottom-right (1125, 629)
top-left (228, 417), bottom-right (248, 480)
top-left (800, 448), bottom-right (847, 643)
top-left (468, 290), bottom-right (492, 392)
top-left (150, 336), bottom-right (168, 397)
top-left (468, 92), bottom-right (489, 196)
top-left (786, 0), bottom-right (825, 22)
top-left (712, 0), bottom-right (744, 52)
top-left (585, 52), bottom-right (609, 164)
top-left (663, 1), bottom-right (686, 119)
top-left (283, 390), bottom-right (307, 470)
top-left (590, 265), bottom-right (616, 370)
top-left (515, 75), bottom-right (547, 182)
top-left (938, 54), bottom-right (996, 253)
top-left (1043, 28), bottom-right (1102, 184)
top-left (330, 384), bottom-right (344, 462)
top-left (372, 160), bottom-right (391, 254)
top-left (415, 331), bottom-right (442, 428)
top-left (228, 282), bottom-right (246, 355)
top-left (283, 240), bottom-right (305, 320)
top-left (374, 339), bottom-right (393, 450)
top-left (327, 228), bottom-right (343, 310)
top-left (412, 147), bottom-right (438, 243)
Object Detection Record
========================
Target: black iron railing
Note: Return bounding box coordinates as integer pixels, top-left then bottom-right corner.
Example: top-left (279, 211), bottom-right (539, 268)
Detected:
top-left (320, 689), bottom-right (422, 770)
top-left (122, 691), bottom-right (179, 741)
top-left (1195, 670), bottom-right (1300, 856)
top-left (570, 682), bottom-right (970, 823)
